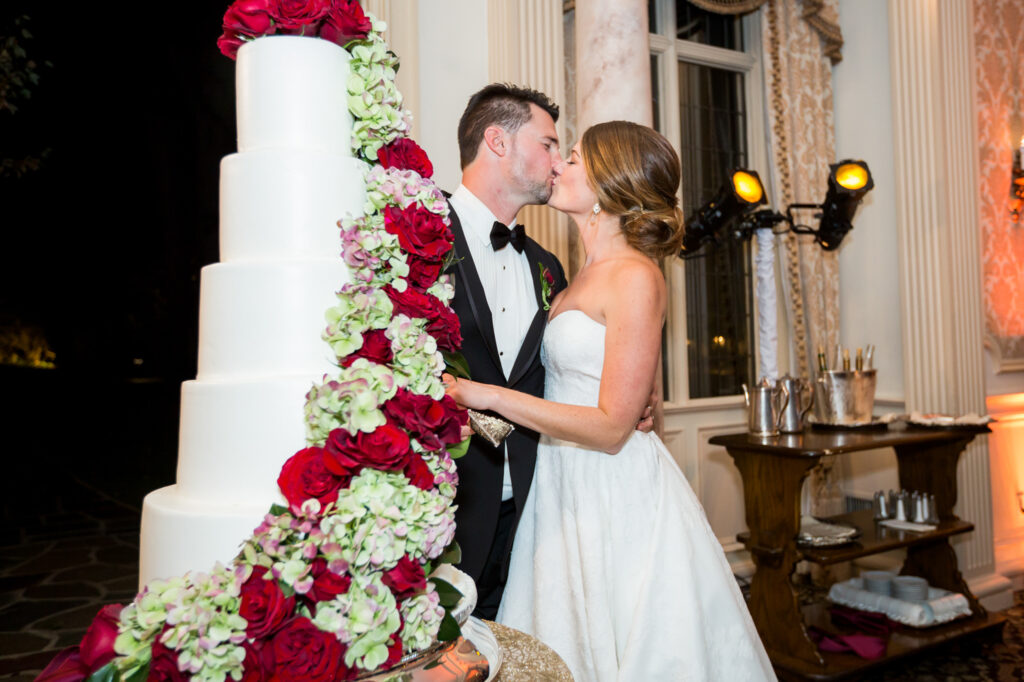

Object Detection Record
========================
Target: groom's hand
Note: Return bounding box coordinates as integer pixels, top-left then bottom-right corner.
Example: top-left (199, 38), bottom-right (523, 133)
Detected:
top-left (636, 385), bottom-right (660, 433)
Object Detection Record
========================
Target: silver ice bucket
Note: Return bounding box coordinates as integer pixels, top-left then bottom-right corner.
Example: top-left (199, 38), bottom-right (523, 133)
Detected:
top-left (813, 369), bottom-right (877, 424)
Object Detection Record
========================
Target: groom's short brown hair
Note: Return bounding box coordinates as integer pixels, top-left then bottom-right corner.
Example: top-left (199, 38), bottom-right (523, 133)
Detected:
top-left (458, 84), bottom-right (559, 169)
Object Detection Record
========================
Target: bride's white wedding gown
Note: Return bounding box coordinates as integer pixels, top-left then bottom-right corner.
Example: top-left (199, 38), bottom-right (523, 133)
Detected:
top-left (496, 310), bottom-right (776, 682)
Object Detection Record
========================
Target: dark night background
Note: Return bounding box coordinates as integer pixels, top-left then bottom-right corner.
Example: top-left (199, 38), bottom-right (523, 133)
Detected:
top-left (2, 3), bottom-right (237, 520)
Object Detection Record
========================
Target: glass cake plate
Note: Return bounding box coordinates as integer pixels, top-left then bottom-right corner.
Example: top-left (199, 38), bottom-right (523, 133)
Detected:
top-left (462, 617), bottom-right (503, 682)
top-left (796, 516), bottom-right (860, 547)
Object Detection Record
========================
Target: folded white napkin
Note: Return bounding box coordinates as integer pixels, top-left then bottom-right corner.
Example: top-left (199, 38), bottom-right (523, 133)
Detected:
top-left (879, 519), bottom-right (937, 532)
top-left (828, 577), bottom-right (971, 627)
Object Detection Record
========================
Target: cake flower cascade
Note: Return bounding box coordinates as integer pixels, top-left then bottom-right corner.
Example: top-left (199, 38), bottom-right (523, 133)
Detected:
top-left (37, 3), bottom-right (470, 681)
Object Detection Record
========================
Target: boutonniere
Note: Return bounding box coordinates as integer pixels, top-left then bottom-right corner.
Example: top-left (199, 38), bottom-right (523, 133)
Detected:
top-left (538, 263), bottom-right (554, 311)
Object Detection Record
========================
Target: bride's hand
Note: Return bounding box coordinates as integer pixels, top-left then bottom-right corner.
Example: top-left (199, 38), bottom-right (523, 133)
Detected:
top-left (442, 373), bottom-right (494, 412)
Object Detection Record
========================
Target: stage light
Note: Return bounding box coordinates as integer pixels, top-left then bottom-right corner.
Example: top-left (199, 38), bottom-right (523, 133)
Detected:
top-left (815, 159), bottom-right (874, 250)
top-left (681, 168), bottom-right (767, 254)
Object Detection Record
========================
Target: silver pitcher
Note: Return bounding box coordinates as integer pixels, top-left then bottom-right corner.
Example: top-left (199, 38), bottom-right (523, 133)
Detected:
top-left (778, 375), bottom-right (814, 433)
top-left (742, 378), bottom-right (790, 437)
top-left (813, 369), bottom-right (877, 424)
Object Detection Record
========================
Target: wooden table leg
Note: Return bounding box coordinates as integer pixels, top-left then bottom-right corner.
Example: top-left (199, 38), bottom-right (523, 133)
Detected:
top-left (895, 436), bottom-right (984, 615)
top-left (729, 447), bottom-right (823, 669)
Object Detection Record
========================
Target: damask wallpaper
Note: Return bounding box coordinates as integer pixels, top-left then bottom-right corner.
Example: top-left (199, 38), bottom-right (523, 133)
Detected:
top-left (974, 0), bottom-right (1024, 371)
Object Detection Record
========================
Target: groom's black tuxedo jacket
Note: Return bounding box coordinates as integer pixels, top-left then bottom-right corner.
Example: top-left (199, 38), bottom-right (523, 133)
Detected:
top-left (445, 202), bottom-right (568, 583)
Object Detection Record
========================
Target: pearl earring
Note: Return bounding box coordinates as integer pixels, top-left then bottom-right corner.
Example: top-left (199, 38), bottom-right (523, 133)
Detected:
top-left (592, 203), bottom-right (601, 215)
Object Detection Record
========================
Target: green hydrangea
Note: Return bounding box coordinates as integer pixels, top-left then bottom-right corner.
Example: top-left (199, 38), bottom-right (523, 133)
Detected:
top-left (305, 359), bottom-right (399, 443)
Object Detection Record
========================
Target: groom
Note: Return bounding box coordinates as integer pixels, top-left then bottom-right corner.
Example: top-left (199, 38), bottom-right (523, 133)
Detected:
top-left (446, 84), bottom-right (568, 619)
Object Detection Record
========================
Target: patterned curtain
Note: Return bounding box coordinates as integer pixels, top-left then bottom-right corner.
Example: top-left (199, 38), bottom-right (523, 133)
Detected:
top-left (761, 0), bottom-right (843, 382)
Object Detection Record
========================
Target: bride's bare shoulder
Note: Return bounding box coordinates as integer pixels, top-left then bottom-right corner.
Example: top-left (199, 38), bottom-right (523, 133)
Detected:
top-left (605, 255), bottom-right (665, 294)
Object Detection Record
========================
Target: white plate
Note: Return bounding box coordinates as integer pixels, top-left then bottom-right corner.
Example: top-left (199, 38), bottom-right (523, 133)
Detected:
top-left (462, 617), bottom-right (502, 682)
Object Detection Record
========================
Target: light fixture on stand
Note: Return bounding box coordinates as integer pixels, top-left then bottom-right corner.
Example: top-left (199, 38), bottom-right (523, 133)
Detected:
top-left (680, 159), bottom-right (875, 252)
top-left (679, 159), bottom-right (875, 388)
top-left (679, 169), bottom-right (767, 255)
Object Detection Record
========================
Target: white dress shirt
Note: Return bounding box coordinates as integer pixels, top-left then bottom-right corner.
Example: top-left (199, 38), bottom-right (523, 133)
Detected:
top-left (450, 184), bottom-right (538, 502)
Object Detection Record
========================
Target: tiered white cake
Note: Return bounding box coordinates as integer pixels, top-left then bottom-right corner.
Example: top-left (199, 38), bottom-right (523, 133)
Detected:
top-left (140, 36), bottom-right (366, 586)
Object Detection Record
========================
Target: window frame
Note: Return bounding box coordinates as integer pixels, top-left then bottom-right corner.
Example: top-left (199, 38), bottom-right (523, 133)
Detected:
top-left (650, 1), bottom-right (771, 409)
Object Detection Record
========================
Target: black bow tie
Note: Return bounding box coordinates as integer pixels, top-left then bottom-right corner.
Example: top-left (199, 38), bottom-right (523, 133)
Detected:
top-left (490, 221), bottom-right (526, 253)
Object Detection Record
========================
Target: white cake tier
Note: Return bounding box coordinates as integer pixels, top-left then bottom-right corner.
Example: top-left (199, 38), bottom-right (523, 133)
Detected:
top-left (197, 259), bottom-right (346, 380)
top-left (236, 36), bottom-right (353, 155)
top-left (220, 152), bottom-right (367, 262)
top-left (140, 486), bottom-right (269, 586)
top-left (175, 376), bottom-right (313, 502)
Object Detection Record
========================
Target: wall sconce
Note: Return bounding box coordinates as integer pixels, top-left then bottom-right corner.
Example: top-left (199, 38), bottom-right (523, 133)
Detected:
top-left (1011, 136), bottom-right (1024, 223)
top-left (680, 159), bottom-right (874, 255)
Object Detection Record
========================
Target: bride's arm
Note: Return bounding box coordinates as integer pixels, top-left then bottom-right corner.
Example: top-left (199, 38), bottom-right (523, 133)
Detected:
top-left (446, 261), bottom-right (665, 454)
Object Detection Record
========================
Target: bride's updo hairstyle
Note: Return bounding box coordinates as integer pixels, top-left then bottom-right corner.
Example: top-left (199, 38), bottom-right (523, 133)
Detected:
top-left (581, 121), bottom-right (684, 259)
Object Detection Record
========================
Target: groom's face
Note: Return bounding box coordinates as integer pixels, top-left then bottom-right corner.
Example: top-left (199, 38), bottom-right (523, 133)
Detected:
top-left (507, 104), bottom-right (561, 206)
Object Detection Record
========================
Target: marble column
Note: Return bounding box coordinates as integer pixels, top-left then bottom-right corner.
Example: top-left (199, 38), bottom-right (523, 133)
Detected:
top-left (574, 0), bottom-right (652, 131)
top-left (487, 0), bottom-right (571, 270)
top-left (888, 0), bottom-right (1012, 609)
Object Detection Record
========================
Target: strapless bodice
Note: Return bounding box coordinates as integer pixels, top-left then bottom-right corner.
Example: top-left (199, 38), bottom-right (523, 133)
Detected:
top-left (540, 310), bottom-right (606, 407)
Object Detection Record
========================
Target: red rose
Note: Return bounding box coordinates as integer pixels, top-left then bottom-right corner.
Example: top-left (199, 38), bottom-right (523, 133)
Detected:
top-left (385, 627), bottom-right (404, 668)
top-left (384, 285), bottom-right (462, 352)
top-left (319, 0), bottom-right (372, 45)
top-left (262, 617), bottom-right (350, 682)
top-left (241, 640), bottom-right (269, 682)
top-left (425, 303), bottom-right (462, 352)
top-left (406, 255), bottom-right (443, 290)
top-left (309, 558), bottom-right (353, 604)
top-left (543, 267), bottom-right (555, 287)
top-left (403, 453), bottom-right (436, 490)
top-left (270, 0), bottom-right (329, 33)
top-left (240, 567), bottom-right (296, 640)
top-left (325, 423), bottom-right (413, 473)
top-left (340, 329), bottom-right (393, 368)
top-left (148, 636), bottom-right (188, 682)
top-left (377, 138), bottom-right (434, 178)
top-left (384, 390), bottom-right (467, 451)
top-left (385, 284), bottom-right (435, 320)
top-left (34, 647), bottom-right (89, 682)
top-left (217, 31), bottom-right (247, 60)
top-left (277, 446), bottom-right (348, 510)
top-left (384, 205), bottom-right (453, 261)
top-left (79, 604), bottom-right (122, 672)
top-left (224, 0), bottom-right (275, 35)
top-left (382, 556), bottom-right (426, 600)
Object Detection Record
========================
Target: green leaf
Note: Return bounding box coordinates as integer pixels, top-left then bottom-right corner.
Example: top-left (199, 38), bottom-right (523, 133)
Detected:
top-left (123, 663), bottom-right (151, 682)
top-left (447, 436), bottom-right (470, 460)
top-left (86, 662), bottom-right (118, 682)
top-left (429, 577), bottom-right (463, 608)
top-left (437, 540), bottom-right (462, 566)
top-left (268, 503), bottom-right (288, 516)
top-left (435, 610), bottom-right (462, 642)
top-left (442, 351), bottom-right (471, 380)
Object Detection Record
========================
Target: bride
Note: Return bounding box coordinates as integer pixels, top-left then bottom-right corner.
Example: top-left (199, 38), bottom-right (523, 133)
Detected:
top-left (445, 121), bottom-right (776, 681)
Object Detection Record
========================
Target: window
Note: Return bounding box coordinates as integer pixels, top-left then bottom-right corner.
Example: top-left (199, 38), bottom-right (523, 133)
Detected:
top-left (649, 0), bottom-right (764, 402)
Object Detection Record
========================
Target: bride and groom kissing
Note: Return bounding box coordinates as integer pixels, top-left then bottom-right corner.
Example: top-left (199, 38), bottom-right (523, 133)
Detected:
top-left (444, 84), bottom-right (775, 681)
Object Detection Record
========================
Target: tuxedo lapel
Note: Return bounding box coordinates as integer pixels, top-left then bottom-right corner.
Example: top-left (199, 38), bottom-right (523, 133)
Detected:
top-left (507, 238), bottom-right (551, 387)
top-left (447, 207), bottom-right (503, 374)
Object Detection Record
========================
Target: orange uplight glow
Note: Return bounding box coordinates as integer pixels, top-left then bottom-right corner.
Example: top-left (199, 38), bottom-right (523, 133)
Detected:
top-left (732, 171), bottom-right (764, 204)
top-left (987, 392), bottom-right (1024, 557)
top-left (835, 163), bottom-right (870, 191)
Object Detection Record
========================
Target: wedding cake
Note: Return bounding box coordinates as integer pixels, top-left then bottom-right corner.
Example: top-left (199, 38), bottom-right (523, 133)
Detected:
top-left (139, 36), bottom-right (366, 586)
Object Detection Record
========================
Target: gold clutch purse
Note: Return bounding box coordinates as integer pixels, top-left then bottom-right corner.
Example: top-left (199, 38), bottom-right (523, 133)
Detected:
top-left (467, 409), bottom-right (514, 447)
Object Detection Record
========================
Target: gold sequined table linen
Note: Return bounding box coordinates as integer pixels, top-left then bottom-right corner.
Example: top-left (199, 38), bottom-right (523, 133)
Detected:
top-left (486, 621), bottom-right (574, 682)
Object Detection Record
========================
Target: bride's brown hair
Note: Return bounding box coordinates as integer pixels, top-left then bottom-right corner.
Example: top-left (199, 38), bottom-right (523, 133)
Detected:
top-left (581, 121), bottom-right (684, 259)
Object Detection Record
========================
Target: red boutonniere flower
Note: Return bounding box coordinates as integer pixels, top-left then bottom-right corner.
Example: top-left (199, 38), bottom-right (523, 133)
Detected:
top-left (538, 263), bottom-right (554, 311)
